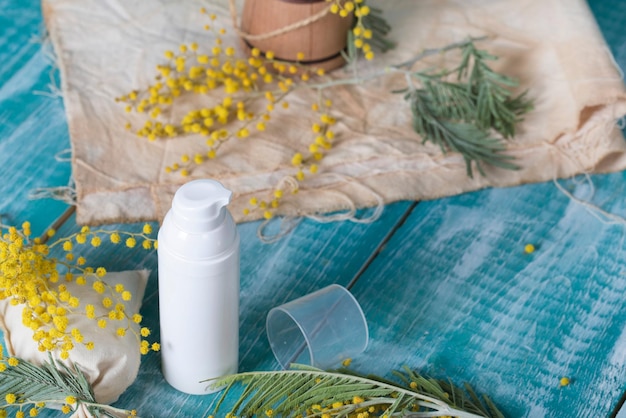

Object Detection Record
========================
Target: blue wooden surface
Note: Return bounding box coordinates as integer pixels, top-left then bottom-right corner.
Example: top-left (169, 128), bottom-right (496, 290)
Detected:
top-left (0, 0), bottom-right (70, 235)
top-left (353, 173), bottom-right (626, 417)
top-left (2, 0), bottom-right (626, 417)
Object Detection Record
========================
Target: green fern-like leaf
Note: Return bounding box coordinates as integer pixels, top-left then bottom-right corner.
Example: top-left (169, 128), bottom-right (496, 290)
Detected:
top-left (399, 39), bottom-right (533, 177)
top-left (208, 366), bottom-right (504, 418)
top-left (0, 356), bottom-right (133, 418)
top-left (0, 356), bottom-right (94, 405)
top-left (408, 87), bottom-right (518, 177)
top-left (359, 4), bottom-right (395, 52)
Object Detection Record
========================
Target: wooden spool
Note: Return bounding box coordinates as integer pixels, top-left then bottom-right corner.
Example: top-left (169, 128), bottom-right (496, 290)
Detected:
top-left (239, 0), bottom-right (353, 71)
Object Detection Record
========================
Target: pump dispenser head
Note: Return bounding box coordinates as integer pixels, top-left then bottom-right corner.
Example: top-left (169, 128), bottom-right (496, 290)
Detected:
top-left (171, 179), bottom-right (232, 231)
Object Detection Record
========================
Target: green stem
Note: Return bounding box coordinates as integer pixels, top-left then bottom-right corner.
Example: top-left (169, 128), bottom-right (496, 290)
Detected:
top-left (302, 37), bottom-right (489, 92)
top-left (393, 36), bottom-right (489, 70)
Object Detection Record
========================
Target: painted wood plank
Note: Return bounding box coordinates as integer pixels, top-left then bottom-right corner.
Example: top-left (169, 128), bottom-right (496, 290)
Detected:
top-left (16, 201), bottom-right (411, 417)
top-left (0, 0), bottom-right (71, 235)
top-left (579, 2), bottom-right (626, 417)
top-left (349, 172), bottom-right (626, 418)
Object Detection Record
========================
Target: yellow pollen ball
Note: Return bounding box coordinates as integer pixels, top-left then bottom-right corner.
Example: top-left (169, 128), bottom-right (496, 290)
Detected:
top-left (291, 153), bottom-right (303, 166)
top-left (524, 243), bottom-right (536, 254)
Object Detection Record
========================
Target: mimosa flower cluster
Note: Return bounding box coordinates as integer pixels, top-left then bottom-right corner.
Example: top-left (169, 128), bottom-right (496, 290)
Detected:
top-left (326, 0), bottom-right (375, 60)
top-left (117, 6), bottom-right (378, 220)
top-left (0, 222), bottom-right (158, 359)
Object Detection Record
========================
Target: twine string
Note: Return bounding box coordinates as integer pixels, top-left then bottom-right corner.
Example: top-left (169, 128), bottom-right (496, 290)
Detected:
top-left (229, 0), bottom-right (334, 42)
top-left (304, 173), bottom-right (384, 224)
top-left (256, 173), bottom-right (385, 242)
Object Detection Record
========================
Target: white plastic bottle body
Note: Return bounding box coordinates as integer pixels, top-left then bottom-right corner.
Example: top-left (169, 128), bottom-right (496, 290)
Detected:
top-left (158, 239), bottom-right (239, 394)
top-left (157, 179), bottom-right (240, 395)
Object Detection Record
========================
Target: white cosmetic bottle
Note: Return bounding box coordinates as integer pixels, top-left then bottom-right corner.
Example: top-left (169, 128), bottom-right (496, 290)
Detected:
top-left (157, 179), bottom-right (240, 395)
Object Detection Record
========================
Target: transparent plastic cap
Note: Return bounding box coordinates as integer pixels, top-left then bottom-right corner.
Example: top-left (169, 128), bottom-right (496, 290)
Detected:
top-left (266, 284), bottom-right (368, 370)
top-left (171, 179), bottom-right (232, 231)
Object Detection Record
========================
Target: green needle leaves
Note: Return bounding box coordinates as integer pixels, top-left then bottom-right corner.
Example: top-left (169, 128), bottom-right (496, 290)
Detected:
top-left (208, 365), bottom-right (504, 418)
top-left (0, 355), bottom-right (135, 418)
top-left (403, 40), bottom-right (533, 177)
top-left (0, 356), bottom-right (94, 407)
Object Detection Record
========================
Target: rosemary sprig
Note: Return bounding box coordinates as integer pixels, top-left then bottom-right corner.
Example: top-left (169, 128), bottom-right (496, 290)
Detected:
top-left (401, 40), bottom-right (533, 177)
top-left (208, 365), bottom-right (504, 418)
top-left (0, 355), bottom-right (134, 417)
top-left (407, 85), bottom-right (518, 177)
top-left (322, 36), bottom-right (533, 177)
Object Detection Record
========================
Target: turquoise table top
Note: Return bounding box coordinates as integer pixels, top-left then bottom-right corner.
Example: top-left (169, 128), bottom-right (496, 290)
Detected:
top-left (2, 0), bottom-right (626, 417)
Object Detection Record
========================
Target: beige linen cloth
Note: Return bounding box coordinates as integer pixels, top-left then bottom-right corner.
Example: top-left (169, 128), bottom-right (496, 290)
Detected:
top-left (43, 0), bottom-right (626, 225)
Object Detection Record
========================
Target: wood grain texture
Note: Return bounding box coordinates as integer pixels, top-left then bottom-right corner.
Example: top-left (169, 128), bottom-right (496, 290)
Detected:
top-left (0, 0), bottom-right (71, 235)
top-left (350, 173), bottom-right (626, 417)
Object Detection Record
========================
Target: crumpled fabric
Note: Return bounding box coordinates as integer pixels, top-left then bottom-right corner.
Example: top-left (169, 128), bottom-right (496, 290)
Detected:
top-left (43, 0), bottom-right (626, 225)
top-left (0, 270), bottom-right (149, 410)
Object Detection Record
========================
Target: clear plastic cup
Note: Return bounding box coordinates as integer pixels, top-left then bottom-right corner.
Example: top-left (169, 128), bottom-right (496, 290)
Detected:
top-left (266, 284), bottom-right (368, 370)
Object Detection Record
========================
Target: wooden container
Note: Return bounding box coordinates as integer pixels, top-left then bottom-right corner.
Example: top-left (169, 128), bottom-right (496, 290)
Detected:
top-left (240, 0), bottom-right (353, 71)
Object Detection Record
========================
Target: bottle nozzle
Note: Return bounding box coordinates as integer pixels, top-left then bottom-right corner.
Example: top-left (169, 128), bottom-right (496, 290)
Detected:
top-left (171, 179), bottom-right (233, 231)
